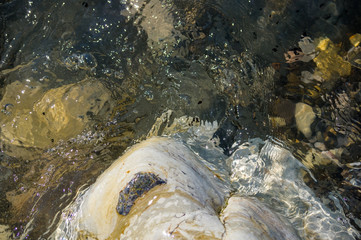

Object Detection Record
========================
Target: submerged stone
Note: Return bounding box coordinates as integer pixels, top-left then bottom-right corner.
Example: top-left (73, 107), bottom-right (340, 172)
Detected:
top-left (295, 102), bottom-right (316, 139)
top-left (0, 79), bottom-right (114, 152)
top-left (349, 33), bottom-right (361, 47)
top-left (313, 38), bottom-right (351, 80)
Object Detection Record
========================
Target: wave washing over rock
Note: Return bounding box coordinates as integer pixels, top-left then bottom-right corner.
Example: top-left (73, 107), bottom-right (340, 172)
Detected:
top-left (52, 121), bottom-right (359, 239)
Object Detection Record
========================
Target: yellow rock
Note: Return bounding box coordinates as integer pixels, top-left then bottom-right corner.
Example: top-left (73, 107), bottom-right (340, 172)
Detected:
top-left (269, 116), bottom-right (287, 128)
top-left (317, 38), bottom-right (331, 51)
top-left (295, 102), bottom-right (315, 139)
top-left (0, 80), bottom-right (46, 148)
top-left (313, 38), bottom-right (351, 80)
top-left (0, 225), bottom-right (11, 240)
top-left (34, 80), bottom-right (113, 142)
top-left (349, 33), bottom-right (361, 47)
top-left (0, 79), bottom-right (114, 150)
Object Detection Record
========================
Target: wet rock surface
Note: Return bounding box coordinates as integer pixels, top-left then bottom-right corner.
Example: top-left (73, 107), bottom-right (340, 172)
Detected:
top-left (55, 137), bottom-right (229, 239)
top-left (55, 137), bottom-right (305, 240)
top-left (295, 102), bottom-right (316, 139)
top-left (0, 78), bottom-right (114, 153)
top-left (221, 197), bottom-right (300, 240)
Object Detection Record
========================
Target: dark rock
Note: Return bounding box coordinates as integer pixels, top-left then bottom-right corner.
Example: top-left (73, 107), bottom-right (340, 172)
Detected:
top-left (116, 172), bottom-right (166, 216)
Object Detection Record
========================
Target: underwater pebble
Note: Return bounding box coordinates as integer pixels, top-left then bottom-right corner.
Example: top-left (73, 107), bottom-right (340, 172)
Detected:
top-left (314, 142), bottom-right (327, 151)
top-left (295, 102), bottom-right (316, 139)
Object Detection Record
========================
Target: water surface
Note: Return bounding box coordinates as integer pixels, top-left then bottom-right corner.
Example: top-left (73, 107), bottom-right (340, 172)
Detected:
top-left (0, 0), bottom-right (361, 238)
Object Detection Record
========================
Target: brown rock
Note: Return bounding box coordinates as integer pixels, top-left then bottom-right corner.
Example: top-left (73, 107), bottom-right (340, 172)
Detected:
top-left (0, 79), bottom-right (114, 150)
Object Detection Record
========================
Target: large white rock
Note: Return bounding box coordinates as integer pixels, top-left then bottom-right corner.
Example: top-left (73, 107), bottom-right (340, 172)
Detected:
top-left (55, 137), bottom-right (227, 239)
top-left (54, 137), bottom-right (300, 240)
top-left (221, 197), bottom-right (300, 240)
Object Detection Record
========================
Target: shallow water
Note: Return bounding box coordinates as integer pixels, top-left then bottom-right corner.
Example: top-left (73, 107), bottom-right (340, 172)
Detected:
top-left (0, 0), bottom-right (361, 239)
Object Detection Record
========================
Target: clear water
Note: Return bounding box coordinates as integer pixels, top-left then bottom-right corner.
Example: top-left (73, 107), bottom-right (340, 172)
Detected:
top-left (0, 0), bottom-right (360, 239)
